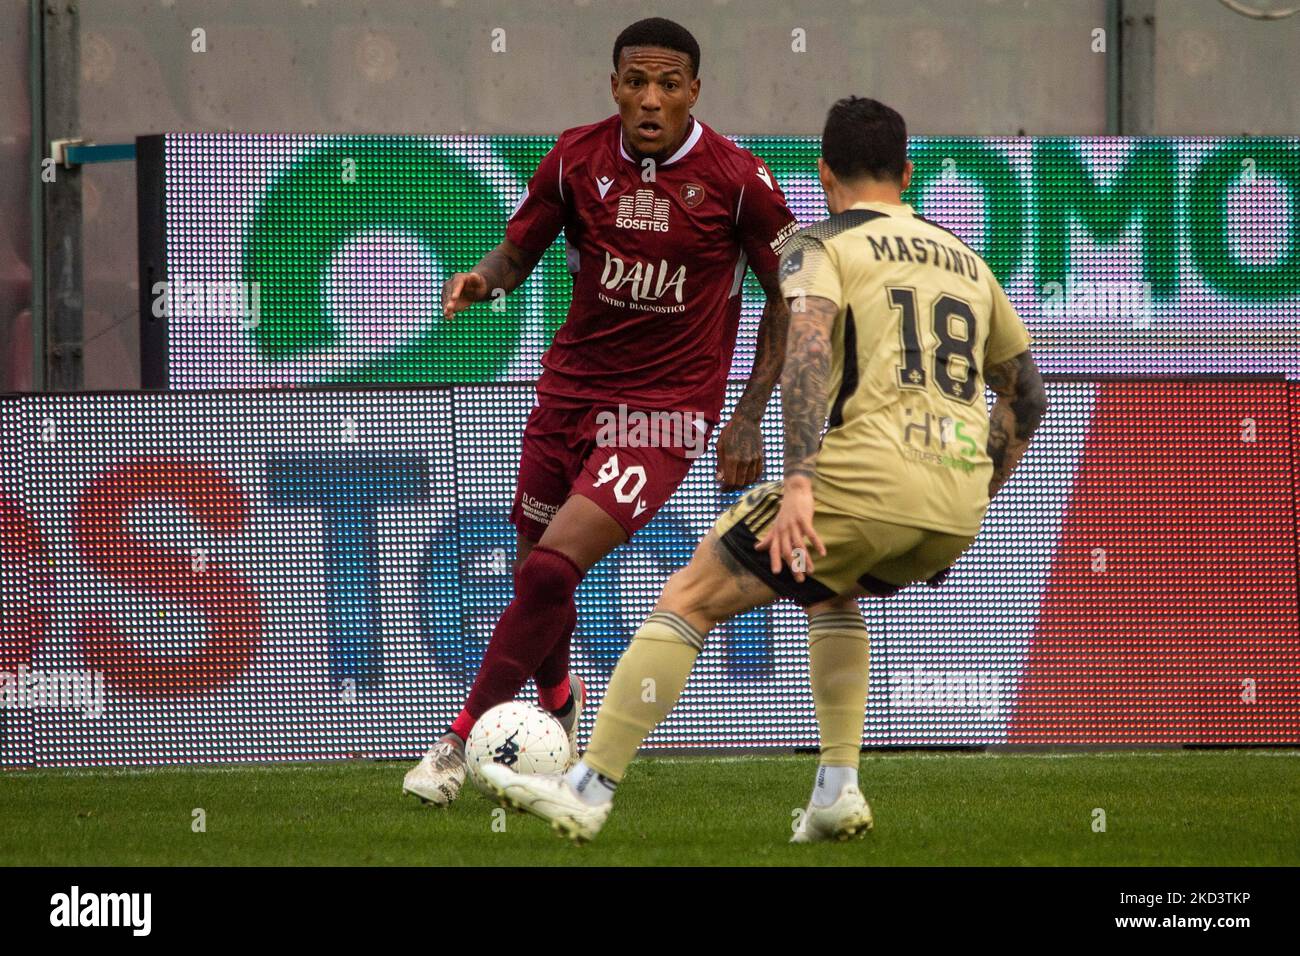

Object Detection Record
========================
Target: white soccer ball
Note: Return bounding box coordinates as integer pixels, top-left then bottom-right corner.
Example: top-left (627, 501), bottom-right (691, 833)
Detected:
top-left (465, 701), bottom-right (571, 795)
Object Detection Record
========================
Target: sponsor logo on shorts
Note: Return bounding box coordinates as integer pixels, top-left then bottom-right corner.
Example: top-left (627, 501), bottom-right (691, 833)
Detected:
top-left (519, 492), bottom-right (559, 526)
top-left (594, 404), bottom-right (709, 459)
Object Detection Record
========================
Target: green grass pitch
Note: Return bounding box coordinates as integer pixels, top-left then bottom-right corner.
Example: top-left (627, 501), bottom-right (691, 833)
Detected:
top-left (2, 751), bottom-right (1296, 866)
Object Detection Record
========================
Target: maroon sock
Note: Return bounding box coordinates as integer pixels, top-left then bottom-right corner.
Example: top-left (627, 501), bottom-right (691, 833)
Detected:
top-left (458, 546), bottom-right (584, 733)
top-left (535, 599), bottom-right (576, 710)
top-left (523, 555), bottom-right (576, 708)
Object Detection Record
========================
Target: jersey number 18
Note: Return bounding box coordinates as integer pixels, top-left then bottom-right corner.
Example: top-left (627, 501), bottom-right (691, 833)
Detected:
top-left (888, 287), bottom-right (979, 404)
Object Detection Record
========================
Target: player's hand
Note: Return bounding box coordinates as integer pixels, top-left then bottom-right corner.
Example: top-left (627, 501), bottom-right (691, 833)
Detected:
top-left (715, 416), bottom-right (764, 490)
top-left (441, 272), bottom-right (489, 320)
top-left (754, 476), bottom-right (825, 583)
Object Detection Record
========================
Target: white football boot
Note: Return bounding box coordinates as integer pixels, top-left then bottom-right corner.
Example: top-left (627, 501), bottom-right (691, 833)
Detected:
top-left (790, 786), bottom-right (874, 843)
top-left (479, 763), bottom-right (611, 844)
top-left (402, 734), bottom-right (467, 807)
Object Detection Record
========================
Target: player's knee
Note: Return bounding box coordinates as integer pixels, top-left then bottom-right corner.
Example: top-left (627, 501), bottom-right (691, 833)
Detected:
top-left (657, 565), bottom-right (700, 614)
top-left (806, 595), bottom-right (859, 618)
top-left (657, 566), bottom-right (695, 612)
top-left (513, 536), bottom-right (537, 581)
top-left (658, 562), bottom-right (728, 625)
top-left (515, 546), bottom-right (582, 607)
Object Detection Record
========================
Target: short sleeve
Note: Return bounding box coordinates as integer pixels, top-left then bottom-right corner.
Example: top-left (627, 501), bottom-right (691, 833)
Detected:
top-left (778, 232), bottom-right (842, 308)
top-left (504, 139), bottom-right (568, 254)
top-left (735, 155), bottom-right (798, 277)
top-left (984, 271), bottom-right (1033, 367)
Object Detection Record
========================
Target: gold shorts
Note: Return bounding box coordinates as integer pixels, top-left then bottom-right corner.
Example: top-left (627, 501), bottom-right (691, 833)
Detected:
top-left (713, 481), bottom-right (976, 607)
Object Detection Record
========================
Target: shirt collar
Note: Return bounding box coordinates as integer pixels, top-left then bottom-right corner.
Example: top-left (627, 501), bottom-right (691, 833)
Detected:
top-left (618, 115), bottom-right (703, 167)
top-left (847, 200), bottom-right (915, 215)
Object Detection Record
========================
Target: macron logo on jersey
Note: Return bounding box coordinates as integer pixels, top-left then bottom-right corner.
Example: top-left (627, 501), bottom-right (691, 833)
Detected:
top-left (616, 189), bottom-right (671, 232)
top-left (755, 163), bottom-right (774, 190)
top-left (596, 175), bottom-right (615, 198)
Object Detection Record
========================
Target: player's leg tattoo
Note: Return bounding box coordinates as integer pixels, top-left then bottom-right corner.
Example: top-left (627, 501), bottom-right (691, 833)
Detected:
top-left (585, 535), bottom-right (775, 784)
top-left (654, 532), bottom-right (779, 635)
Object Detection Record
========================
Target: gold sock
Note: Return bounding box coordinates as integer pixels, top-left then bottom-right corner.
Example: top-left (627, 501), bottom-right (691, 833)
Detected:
top-left (808, 610), bottom-right (871, 767)
top-left (583, 612), bottom-right (705, 783)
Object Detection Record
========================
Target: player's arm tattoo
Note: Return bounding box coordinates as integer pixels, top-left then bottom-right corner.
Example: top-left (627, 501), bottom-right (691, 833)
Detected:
top-left (781, 295), bottom-right (838, 481)
top-left (470, 238), bottom-right (546, 298)
top-left (731, 269), bottom-right (790, 424)
top-left (985, 350), bottom-right (1047, 498)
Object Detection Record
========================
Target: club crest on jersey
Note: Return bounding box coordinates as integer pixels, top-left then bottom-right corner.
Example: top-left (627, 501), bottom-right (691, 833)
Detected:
top-left (616, 189), bottom-right (671, 232)
top-left (679, 182), bottom-right (705, 208)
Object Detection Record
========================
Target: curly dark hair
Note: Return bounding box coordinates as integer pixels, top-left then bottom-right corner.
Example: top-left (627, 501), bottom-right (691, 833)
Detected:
top-left (613, 18), bottom-right (700, 78)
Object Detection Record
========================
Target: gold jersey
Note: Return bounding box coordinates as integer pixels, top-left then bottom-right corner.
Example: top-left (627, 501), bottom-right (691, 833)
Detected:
top-left (777, 200), bottom-right (1032, 536)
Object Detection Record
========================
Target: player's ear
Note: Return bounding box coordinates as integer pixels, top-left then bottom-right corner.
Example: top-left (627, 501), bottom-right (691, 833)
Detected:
top-left (689, 74), bottom-right (700, 106)
top-left (900, 160), bottom-right (914, 193)
top-left (817, 157), bottom-right (832, 192)
top-left (610, 71), bottom-right (619, 102)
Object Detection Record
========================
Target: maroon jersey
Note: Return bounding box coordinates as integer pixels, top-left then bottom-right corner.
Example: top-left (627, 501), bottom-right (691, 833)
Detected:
top-left (505, 114), bottom-right (797, 420)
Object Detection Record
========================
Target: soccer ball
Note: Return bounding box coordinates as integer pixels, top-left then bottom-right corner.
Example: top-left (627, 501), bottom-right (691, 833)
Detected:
top-left (465, 701), bottom-right (571, 795)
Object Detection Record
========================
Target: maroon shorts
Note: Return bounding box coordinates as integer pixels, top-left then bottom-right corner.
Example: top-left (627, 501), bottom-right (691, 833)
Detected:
top-left (510, 402), bottom-right (713, 542)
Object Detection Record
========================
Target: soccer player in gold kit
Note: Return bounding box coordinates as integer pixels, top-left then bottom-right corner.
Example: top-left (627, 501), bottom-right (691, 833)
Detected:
top-left (483, 97), bottom-right (1048, 843)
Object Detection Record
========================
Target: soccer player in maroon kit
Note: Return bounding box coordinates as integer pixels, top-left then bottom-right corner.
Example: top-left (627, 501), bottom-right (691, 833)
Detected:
top-left (404, 17), bottom-right (797, 805)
